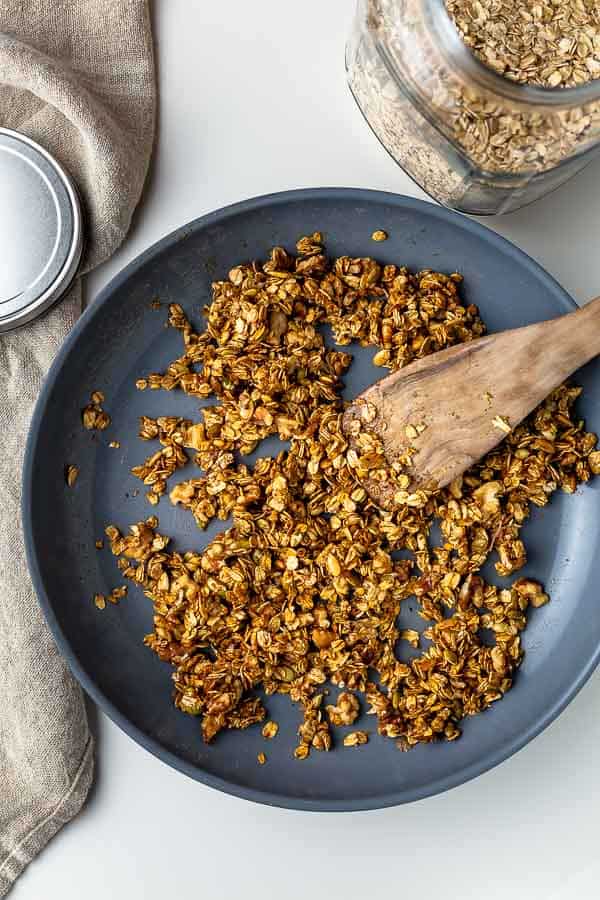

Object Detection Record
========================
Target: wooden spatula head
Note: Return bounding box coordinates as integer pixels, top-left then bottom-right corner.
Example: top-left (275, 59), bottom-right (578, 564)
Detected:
top-left (343, 298), bottom-right (600, 505)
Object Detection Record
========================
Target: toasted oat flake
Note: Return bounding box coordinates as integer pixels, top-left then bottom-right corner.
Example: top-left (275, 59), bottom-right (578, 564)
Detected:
top-left (344, 731), bottom-right (369, 747)
top-left (589, 451), bottom-right (600, 475)
top-left (65, 464), bottom-right (79, 487)
top-left (492, 415), bottom-right (512, 434)
top-left (95, 539), bottom-right (104, 550)
top-left (262, 721), bottom-right (279, 740)
top-left (371, 230), bottom-right (388, 242)
top-left (109, 441), bottom-right (121, 449)
top-left (257, 752), bottom-right (267, 765)
top-left (104, 234), bottom-right (598, 758)
top-left (372, 348), bottom-right (390, 367)
top-left (108, 586), bottom-right (128, 605)
top-left (401, 629), bottom-right (420, 648)
top-left (94, 594), bottom-right (106, 610)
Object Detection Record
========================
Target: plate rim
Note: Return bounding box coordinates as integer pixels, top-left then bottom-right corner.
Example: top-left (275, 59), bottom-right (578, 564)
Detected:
top-left (23, 187), bottom-right (598, 812)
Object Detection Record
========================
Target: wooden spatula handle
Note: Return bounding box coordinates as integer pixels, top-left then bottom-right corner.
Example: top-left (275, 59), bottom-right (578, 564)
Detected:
top-left (508, 295), bottom-right (600, 402)
top-left (543, 295), bottom-right (600, 375)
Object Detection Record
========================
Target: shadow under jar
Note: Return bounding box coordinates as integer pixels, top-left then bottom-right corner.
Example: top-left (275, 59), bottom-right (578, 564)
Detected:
top-left (347, 0), bottom-right (600, 215)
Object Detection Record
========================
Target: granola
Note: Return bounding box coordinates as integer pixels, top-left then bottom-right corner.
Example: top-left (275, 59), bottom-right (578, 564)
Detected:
top-left (65, 464), bottom-right (79, 487)
top-left (106, 235), bottom-right (598, 756)
top-left (326, 692), bottom-right (360, 727)
top-left (82, 391), bottom-right (111, 431)
top-left (93, 586), bottom-right (127, 609)
top-left (344, 731), bottom-right (369, 747)
top-left (492, 415), bottom-right (512, 434)
top-left (262, 721), bottom-right (279, 740)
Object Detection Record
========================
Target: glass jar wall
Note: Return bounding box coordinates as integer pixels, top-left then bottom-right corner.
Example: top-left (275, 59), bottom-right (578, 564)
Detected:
top-left (347, 0), bottom-right (600, 215)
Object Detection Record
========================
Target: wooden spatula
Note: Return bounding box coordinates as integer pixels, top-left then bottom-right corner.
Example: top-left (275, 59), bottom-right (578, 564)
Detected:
top-left (343, 296), bottom-right (600, 502)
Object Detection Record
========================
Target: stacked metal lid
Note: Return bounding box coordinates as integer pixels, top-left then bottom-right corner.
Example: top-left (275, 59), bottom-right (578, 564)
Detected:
top-left (0, 127), bottom-right (83, 332)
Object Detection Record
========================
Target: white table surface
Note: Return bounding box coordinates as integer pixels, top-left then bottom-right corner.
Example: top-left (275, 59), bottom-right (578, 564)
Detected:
top-left (15, 2), bottom-right (600, 897)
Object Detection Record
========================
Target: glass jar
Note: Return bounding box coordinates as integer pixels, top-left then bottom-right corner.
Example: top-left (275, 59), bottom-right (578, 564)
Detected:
top-left (346, 0), bottom-right (600, 215)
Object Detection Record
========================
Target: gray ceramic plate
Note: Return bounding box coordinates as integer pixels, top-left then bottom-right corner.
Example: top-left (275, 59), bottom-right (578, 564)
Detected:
top-left (23, 189), bottom-right (600, 811)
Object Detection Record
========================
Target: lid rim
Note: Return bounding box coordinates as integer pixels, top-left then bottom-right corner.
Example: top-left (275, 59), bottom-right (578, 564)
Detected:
top-left (0, 128), bottom-right (84, 332)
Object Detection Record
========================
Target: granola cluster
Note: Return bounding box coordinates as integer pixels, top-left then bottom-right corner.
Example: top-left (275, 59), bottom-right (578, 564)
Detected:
top-left (82, 391), bottom-right (111, 431)
top-left (106, 234), bottom-right (599, 755)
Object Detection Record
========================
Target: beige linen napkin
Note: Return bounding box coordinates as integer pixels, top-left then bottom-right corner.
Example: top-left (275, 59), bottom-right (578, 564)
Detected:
top-left (0, 2), bottom-right (155, 894)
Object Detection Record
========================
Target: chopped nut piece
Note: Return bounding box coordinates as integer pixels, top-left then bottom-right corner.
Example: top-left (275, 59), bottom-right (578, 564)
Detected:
top-left (344, 731), bottom-right (368, 747)
top-left (257, 752), bottom-right (267, 765)
top-left (95, 540), bottom-right (104, 550)
top-left (371, 229), bottom-right (388, 242)
top-left (513, 578), bottom-right (549, 608)
top-left (326, 553), bottom-right (341, 577)
top-left (269, 309), bottom-right (288, 340)
top-left (326, 692), bottom-right (360, 727)
top-left (312, 628), bottom-right (334, 649)
top-left (94, 594), bottom-right (106, 610)
top-left (513, 578), bottom-right (543, 598)
top-left (109, 441), bottom-right (120, 449)
top-left (589, 451), bottom-right (600, 475)
top-left (372, 349), bottom-right (390, 367)
top-left (65, 464), bottom-right (79, 487)
top-left (472, 481), bottom-right (503, 519)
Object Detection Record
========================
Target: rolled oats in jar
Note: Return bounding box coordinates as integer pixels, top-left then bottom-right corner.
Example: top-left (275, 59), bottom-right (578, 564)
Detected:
top-left (346, 0), bottom-right (600, 215)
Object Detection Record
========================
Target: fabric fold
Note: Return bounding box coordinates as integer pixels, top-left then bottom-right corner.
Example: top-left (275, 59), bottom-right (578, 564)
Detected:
top-left (0, 2), bottom-right (155, 894)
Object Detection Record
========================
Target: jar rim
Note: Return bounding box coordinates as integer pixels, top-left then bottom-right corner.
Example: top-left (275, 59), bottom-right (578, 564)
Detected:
top-left (427, 0), bottom-right (600, 107)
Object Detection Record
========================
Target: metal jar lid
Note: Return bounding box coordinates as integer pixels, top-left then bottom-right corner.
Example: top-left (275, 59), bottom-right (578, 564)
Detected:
top-left (0, 127), bottom-right (83, 332)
